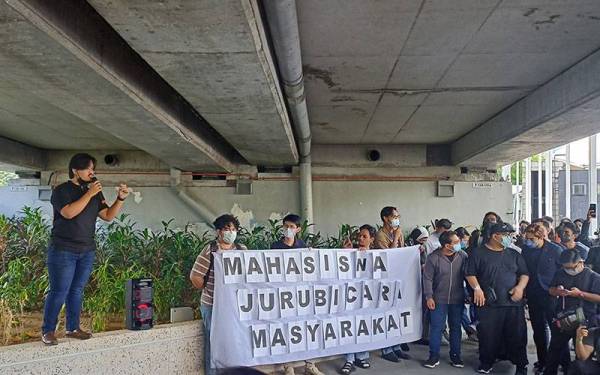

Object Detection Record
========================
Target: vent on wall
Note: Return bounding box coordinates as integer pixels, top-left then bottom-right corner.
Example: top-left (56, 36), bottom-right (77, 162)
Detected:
top-left (437, 181), bottom-right (455, 197)
top-left (235, 179), bottom-right (253, 195)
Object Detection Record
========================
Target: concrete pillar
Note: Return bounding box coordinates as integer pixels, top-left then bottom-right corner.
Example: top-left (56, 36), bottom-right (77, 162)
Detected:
top-left (566, 144), bottom-right (571, 218)
top-left (538, 154), bottom-right (543, 218)
top-left (299, 158), bottom-right (314, 232)
top-left (515, 161), bottom-right (520, 222)
top-left (589, 135), bottom-right (598, 236)
top-left (525, 157), bottom-right (532, 221)
top-left (545, 150), bottom-right (553, 218)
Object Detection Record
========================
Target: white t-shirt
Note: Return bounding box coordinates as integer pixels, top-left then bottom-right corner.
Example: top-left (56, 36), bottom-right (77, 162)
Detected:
top-left (425, 232), bottom-right (441, 255)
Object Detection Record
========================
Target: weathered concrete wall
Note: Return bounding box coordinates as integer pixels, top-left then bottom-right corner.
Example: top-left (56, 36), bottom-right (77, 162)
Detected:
top-left (0, 321), bottom-right (202, 375)
top-left (0, 178), bottom-right (511, 237)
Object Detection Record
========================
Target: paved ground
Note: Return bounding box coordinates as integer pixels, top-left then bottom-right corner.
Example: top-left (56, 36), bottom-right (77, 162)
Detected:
top-left (294, 331), bottom-right (541, 375)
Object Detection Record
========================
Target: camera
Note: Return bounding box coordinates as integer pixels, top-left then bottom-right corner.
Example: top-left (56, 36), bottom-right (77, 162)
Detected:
top-left (554, 307), bottom-right (585, 332)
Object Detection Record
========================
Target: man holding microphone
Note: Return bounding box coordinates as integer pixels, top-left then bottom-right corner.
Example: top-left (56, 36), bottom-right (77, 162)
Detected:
top-left (42, 153), bottom-right (129, 345)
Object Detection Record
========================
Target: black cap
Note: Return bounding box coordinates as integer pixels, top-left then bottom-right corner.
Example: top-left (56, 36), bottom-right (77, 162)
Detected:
top-left (489, 222), bottom-right (515, 235)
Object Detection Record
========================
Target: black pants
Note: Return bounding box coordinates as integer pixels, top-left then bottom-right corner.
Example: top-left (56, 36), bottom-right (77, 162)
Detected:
top-left (545, 327), bottom-right (574, 375)
top-left (568, 360), bottom-right (600, 375)
top-left (528, 296), bottom-right (555, 367)
top-left (477, 305), bottom-right (528, 368)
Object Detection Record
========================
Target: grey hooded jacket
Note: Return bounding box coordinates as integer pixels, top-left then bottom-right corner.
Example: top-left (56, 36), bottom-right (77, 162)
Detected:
top-left (423, 248), bottom-right (468, 304)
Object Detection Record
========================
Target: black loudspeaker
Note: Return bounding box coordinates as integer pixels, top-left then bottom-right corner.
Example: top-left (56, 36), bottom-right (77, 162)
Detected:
top-left (125, 278), bottom-right (154, 330)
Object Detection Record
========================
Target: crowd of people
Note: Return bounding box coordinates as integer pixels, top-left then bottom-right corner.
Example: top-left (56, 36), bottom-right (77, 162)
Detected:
top-left (41, 154), bottom-right (600, 375)
top-left (191, 208), bottom-right (600, 375)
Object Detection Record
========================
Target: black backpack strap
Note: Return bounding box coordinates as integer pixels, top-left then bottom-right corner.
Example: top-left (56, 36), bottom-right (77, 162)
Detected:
top-left (203, 241), bottom-right (219, 285)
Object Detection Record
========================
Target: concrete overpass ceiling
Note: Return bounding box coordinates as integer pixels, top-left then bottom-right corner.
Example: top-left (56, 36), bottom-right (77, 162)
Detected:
top-left (0, 1), bottom-right (226, 171)
top-left (87, 0), bottom-right (299, 166)
top-left (296, 0), bottom-right (600, 145)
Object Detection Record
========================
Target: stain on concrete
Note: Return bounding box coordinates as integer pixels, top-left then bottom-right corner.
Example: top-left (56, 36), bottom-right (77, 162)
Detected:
top-left (351, 107), bottom-right (367, 116)
top-left (589, 15), bottom-right (600, 21)
top-left (534, 14), bottom-right (560, 25)
top-left (303, 65), bottom-right (337, 88)
top-left (331, 95), bottom-right (356, 102)
top-left (523, 8), bottom-right (538, 17)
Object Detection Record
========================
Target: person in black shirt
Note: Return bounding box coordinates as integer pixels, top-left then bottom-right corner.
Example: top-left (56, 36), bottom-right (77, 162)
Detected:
top-left (270, 213), bottom-right (307, 249)
top-left (571, 325), bottom-right (600, 375)
top-left (544, 251), bottom-right (600, 375)
top-left (269, 214), bottom-right (323, 375)
top-left (42, 153), bottom-right (129, 346)
top-left (466, 222), bottom-right (530, 375)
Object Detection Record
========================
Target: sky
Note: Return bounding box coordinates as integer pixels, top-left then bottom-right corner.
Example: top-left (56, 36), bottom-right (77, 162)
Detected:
top-left (541, 135), bottom-right (598, 167)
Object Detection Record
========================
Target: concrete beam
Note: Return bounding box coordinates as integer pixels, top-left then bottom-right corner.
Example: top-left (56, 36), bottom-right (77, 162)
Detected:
top-left (452, 47), bottom-right (600, 167)
top-left (0, 136), bottom-right (46, 170)
top-left (6, 0), bottom-right (246, 172)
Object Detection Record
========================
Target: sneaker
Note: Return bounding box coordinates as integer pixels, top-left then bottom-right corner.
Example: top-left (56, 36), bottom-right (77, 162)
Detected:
top-left (305, 362), bottom-right (324, 375)
top-left (515, 366), bottom-right (527, 375)
top-left (478, 364), bottom-right (493, 374)
top-left (450, 357), bottom-right (465, 368)
top-left (283, 364), bottom-right (296, 375)
top-left (423, 356), bottom-right (440, 369)
top-left (41, 331), bottom-right (58, 346)
top-left (65, 328), bottom-right (92, 340)
top-left (339, 361), bottom-right (354, 375)
top-left (400, 343), bottom-right (410, 352)
top-left (381, 351), bottom-right (400, 363)
top-left (394, 349), bottom-right (412, 360)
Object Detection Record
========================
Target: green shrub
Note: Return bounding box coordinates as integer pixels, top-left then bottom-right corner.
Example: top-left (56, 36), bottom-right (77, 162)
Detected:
top-left (0, 206), bottom-right (366, 339)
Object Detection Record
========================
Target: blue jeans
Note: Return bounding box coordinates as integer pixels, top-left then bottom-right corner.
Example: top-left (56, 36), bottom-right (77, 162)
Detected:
top-left (429, 303), bottom-right (464, 359)
top-left (200, 303), bottom-right (215, 375)
top-left (345, 351), bottom-right (369, 362)
top-left (42, 246), bottom-right (95, 334)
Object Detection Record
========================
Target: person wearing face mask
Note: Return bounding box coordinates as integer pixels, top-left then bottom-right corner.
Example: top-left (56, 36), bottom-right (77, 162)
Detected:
top-left (521, 224), bottom-right (563, 374)
top-left (42, 153), bottom-right (129, 346)
top-left (190, 214), bottom-right (247, 375)
top-left (270, 214), bottom-right (306, 250)
top-left (544, 251), bottom-right (600, 375)
top-left (559, 222), bottom-right (589, 261)
top-left (374, 206), bottom-right (411, 361)
top-left (270, 214), bottom-right (324, 375)
top-left (425, 219), bottom-right (453, 255)
top-left (465, 222), bottom-right (530, 375)
top-left (422, 231), bottom-right (468, 369)
top-left (374, 206), bottom-right (405, 249)
top-left (339, 224), bottom-right (377, 374)
top-left (406, 226), bottom-right (429, 266)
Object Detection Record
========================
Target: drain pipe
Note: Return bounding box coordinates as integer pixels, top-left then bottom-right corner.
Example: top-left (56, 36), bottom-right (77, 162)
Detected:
top-left (170, 168), bottom-right (216, 228)
top-left (264, 0), bottom-right (314, 229)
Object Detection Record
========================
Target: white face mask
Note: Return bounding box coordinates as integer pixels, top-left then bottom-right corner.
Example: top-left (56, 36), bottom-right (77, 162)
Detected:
top-left (285, 228), bottom-right (296, 240)
top-left (222, 230), bottom-right (237, 244)
top-left (391, 218), bottom-right (400, 228)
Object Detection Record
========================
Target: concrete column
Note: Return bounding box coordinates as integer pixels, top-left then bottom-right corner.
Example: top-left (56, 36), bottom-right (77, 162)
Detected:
top-left (545, 150), bottom-right (553, 219)
top-left (515, 161), bottom-right (520, 222)
top-left (589, 135), bottom-right (598, 236)
top-left (525, 158), bottom-right (532, 221)
top-left (538, 154), bottom-right (543, 218)
top-left (566, 144), bottom-right (571, 218)
top-left (299, 158), bottom-right (314, 232)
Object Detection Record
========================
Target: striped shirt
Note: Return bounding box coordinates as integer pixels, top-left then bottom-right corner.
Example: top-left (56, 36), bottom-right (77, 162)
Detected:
top-left (190, 241), bottom-right (247, 307)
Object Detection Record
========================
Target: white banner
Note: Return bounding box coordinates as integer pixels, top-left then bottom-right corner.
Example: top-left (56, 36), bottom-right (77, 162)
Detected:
top-left (210, 247), bottom-right (422, 368)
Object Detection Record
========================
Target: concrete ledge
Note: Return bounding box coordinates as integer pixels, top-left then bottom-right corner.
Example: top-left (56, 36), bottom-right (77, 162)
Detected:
top-left (0, 321), bottom-right (203, 375)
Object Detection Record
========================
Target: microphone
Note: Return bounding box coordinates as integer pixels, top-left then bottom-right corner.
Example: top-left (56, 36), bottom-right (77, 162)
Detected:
top-left (87, 175), bottom-right (105, 201)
